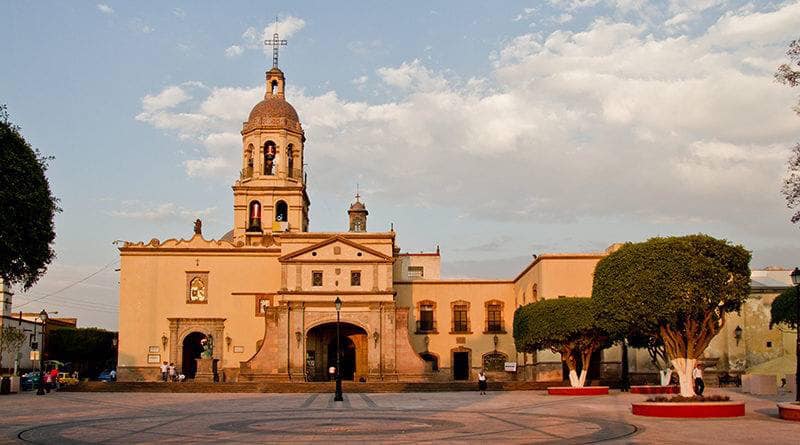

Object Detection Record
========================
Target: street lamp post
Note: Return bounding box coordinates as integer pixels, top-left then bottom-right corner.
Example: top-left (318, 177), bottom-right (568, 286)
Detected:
top-left (36, 310), bottom-right (48, 396)
top-left (791, 267), bottom-right (800, 403)
top-left (334, 297), bottom-right (343, 402)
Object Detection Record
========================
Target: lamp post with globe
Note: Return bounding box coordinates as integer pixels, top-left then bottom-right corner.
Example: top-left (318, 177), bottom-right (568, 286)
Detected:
top-left (791, 267), bottom-right (800, 403)
top-left (36, 310), bottom-right (48, 396)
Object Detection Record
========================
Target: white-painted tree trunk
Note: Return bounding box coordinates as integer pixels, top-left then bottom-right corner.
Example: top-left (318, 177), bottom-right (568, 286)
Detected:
top-left (671, 357), bottom-right (697, 397)
top-left (659, 369), bottom-right (672, 386)
top-left (568, 369), bottom-right (587, 388)
top-left (578, 370), bottom-right (587, 387)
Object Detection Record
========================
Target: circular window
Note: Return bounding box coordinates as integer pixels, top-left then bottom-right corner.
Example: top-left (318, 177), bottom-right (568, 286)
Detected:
top-left (312, 251), bottom-right (317, 256)
top-left (357, 252), bottom-right (362, 257)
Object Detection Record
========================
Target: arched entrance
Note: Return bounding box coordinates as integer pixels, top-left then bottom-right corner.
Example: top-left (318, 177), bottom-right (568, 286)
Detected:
top-left (305, 322), bottom-right (368, 381)
top-left (182, 332), bottom-right (206, 379)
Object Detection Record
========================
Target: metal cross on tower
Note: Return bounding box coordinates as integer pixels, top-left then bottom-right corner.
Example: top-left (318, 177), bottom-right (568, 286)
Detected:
top-left (264, 18), bottom-right (287, 68)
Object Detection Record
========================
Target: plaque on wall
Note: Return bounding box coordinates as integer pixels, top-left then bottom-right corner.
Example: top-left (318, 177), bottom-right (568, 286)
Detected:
top-left (148, 346), bottom-right (160, 353)
top-left (233, 346), bottom-right (245, 353)
top-left (456, 337), bottom-right (466, 344)
top-left (147, 354), bottom-right (161, 364)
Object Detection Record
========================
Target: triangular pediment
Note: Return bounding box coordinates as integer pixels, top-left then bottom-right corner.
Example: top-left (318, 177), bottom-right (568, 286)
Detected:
top-left (279, 235), bottom-right (392, 262)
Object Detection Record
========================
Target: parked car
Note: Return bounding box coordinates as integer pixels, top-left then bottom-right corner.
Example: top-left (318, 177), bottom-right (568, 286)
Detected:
top-left (57, 372), bottom-right (79, 386)
top-left (20, 372), bottom-right (41, 391)
top-left (97, 370), bottom-right (116, 382)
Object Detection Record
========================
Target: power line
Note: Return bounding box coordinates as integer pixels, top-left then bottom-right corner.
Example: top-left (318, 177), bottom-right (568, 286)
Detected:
top-left (13, 258), bottom-right (120, 309)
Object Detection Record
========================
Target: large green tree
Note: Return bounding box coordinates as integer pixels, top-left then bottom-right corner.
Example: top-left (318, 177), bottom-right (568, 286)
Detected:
top-left (593, 234), bottom-right (750, 396)
top-left (514, 297), bottom-right (608, 387)
top-left (0, 105), bottom-right (58, 290)
top-left (770, 286), bottom-right (798, 330)
top-left (47, 327), bottom-right (117, 378)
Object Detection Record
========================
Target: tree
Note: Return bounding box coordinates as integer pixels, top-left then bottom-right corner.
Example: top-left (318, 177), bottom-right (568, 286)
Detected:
top-left (514, 297), bottom-right (608, 387)
top-left (776, 39), bottom-right (800, 223)
top-left (47, 327), bottom-right (117, 378)
top-left (593, 234), bottom-right (750, 397)
top-left (0, 325), bottom-right (27, 374)
top-left (770, 286), bottom-right (798, 330)
top-left (0, 105), bottom-right (59, 290)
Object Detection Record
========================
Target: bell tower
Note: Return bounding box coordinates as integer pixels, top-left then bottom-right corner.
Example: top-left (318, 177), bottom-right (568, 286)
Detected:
top-left (232, 33), bottom-right (309, 245)
top-left (348, 193), bottom-right (368, 232)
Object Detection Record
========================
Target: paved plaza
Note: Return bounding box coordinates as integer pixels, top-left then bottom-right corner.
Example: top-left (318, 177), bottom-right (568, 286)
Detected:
top-left (1, 388), bottom-right (799, 444)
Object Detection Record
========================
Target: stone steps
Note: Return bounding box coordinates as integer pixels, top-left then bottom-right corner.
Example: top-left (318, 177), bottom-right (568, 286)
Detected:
top-left (63, 380), bottom-right (556, 393)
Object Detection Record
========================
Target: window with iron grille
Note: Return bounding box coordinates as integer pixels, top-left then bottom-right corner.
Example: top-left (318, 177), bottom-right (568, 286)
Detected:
top-left (487, 303), bottom-right (503, 332)
top-left (312, 271), bottom-right (323, 287)
top-left (419, 304), bottom-right (435, 332)
top-left (408, 266), bottom-right (424, 278)
top-left (452, 304), bottom-right (468, 332)
top-left (350, 271), bottom-right (361, 286)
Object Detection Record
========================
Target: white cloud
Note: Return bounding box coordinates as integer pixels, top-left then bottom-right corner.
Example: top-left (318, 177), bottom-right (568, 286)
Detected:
top-left (96, 3), bottom-right (113, 14)
top-left (140, 85), bottom-right (192, 113)
top-left (109, 201), bottom-right (216, 221)
top-left (136, 4), bottom-right (799, 239)
top-left (234, 15), bottom-right (307, 57)
top-left (225, 45), bottom-right (244, 58)
top-left (512, 7), bottom-right (537, 22)
top-left (129, 18), bottom-right (154, 34)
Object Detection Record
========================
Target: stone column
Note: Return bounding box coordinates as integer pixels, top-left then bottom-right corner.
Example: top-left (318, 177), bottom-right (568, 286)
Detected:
top-left (288, 302), bottom-right (306, 381)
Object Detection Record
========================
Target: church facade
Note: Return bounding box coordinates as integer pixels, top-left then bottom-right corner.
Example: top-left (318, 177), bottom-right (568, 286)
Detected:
top-left (116, 60), bottom-right (616, 383)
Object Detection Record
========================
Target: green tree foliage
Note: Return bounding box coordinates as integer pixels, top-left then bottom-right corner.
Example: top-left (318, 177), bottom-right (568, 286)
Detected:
top-left (0, 325), bottom-right (27, 374)
top-left (776, 39), bottom-right (800, 224)
top-left (770, 286), bottom-right (798, 330)
top-left (514, 297), bottom-right (608, 387)
top-left (47, 327), bottom-right (117, 378)
top-left (593, 234), bottom-right (750, 396)
top-left (0, 105), bottom-right (59, 290)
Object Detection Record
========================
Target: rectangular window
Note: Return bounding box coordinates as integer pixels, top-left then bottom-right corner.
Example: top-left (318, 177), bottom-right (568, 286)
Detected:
top-left (419, 304), bottom-right (435, 332)
top-left (312, 271), bottom-right (323, 287)
top-left (351, 271), bottom-right (361, 286)
top-left (487, 304), bottom-right (503, 332)
top-left (453, 305), bottom-right (468, 332)
top-left (408, 266), bottom-right (424, 278)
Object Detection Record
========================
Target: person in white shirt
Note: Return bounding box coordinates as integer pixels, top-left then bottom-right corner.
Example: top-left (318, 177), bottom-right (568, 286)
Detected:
top-left (478, 370), bottom-right (488, 395)
top-left (692, 363), bottom-right (704, 396)
top-left (160, 362), bottom-right (168, 382)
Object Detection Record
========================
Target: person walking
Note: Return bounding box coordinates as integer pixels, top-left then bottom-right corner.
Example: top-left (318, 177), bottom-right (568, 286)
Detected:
top-left (478, 370), bottom-right (488, 395)
top-left (168, 363), bottom-right (176, 382)
top-left (50, 368), bottom-right (60, 391)
top-left (160, 362), bottom-right (168, 382)
top-left (43, 370), bottom-right (52, 393)
top-left (693, 363), bottom-right (705, 396)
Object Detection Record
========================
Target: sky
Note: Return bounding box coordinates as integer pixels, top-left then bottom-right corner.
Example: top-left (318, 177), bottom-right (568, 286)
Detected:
top-left (2, 1), bottom-right (800, 330)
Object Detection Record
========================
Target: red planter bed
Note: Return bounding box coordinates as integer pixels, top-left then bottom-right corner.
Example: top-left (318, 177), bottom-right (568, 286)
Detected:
top-left (630, 385), bottom-right (679, 394)
top-left (632, 401), bottom-right (745, 418)
top-left (778, 403), bottom-right (800, 421)
top-left (547, 386), bottom-right (609, 396)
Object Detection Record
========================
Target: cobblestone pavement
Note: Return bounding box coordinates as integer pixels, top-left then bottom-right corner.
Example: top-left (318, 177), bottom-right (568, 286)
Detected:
top-left (1, 388), bottom-right (799, 444)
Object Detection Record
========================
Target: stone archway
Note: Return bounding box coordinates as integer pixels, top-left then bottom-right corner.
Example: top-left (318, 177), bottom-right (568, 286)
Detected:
top-left (305, 322), bottom-right (368, 381)
top-left (181, 332), bottom-right (206, 378)
top-left (168, 317), bottom-right (225, 378)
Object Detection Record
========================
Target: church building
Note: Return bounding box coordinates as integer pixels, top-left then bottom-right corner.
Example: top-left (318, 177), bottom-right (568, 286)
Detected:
top-left (116, 48), bottom-right (617, 383)
top-left (118, 46), bottom-right (793, 384)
